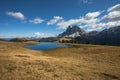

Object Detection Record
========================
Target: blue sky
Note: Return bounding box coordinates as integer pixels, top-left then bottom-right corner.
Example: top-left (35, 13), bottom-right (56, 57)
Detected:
top-left (0, 0), bottom-right (120, 38)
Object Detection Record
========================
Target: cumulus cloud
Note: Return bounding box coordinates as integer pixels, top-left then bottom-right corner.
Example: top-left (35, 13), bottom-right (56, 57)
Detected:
top-left (101, 4), bottom-right (120, 22)
top-left (34, 32), bottom-right (47, 38)
top-left (102, 11), bottom-right (120, 21)
top-left (56, 18), bottom-right (98, 29)
top-left (85, 20), bottom-right (120, 32)
top-left (29, 17), bottom-right (44, 24)
top-left (6, 11), bottom-right (25, 20)
top-left (108, 4), bottom-right (120, 12)
top-left (34, 32), bottom-right (44, 36)
top-left (56, 11), bottom-right (101, 29)
top-left (56, 19), bottom-right (82, 29)
top-left (85, 11), bottom-right (101, 19)
top-left (54, 4), bottom-right (120, 31)
top-left (47, 16), bottom-right (63, 25)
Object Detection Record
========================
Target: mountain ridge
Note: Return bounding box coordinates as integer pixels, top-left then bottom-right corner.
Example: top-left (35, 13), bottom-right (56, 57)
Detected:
top-left (58, 25), bottom-right (86, 38)
top-left (58, 26), bottom-right (120, 46)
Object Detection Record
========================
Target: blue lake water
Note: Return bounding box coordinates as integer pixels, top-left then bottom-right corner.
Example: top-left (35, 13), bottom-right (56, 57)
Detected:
top-left (25, 42), bottom-right (71, 50)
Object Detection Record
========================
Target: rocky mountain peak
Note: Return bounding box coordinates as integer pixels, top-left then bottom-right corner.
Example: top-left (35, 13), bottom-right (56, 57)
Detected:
top-left (58, 25), bottom-right (86, 38)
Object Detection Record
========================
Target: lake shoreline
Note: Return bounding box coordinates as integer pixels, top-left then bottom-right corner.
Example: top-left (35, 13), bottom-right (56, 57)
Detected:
top-left (25, 42), bottom-right (72, 51)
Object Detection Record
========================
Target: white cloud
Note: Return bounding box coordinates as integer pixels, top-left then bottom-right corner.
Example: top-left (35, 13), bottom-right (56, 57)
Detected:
top-left (97, 21), bottom-right (120, 28)
top-left (102, 11), bottom-right (120, 21)
top-left (47, 16), bottom-right (63, 25)
top-left (108, 4), bottom-right (120, 12)
top-left (56, 11), bottom-right (101, 29)
top-left (34, 32), bottom-right (47, 38)
top-left (6, 11), bottom-right (25, 20)
top-left (85, 11), bottom-right (101, 19)
top-left (85, 20), bottom-right (120, 32)
top-left (56, 18), bottom-right (98, 29)
top-left (56, 4), bottom-right (120, 32)
top-left (102, 4), bottom-right (120, 21)
top-left (56, 19), bottom-right (83, 29)
top-left (29, 17), bottom-right (44, 24)
top-left (34, 32), bottom-right (44, 36)
top-left (54, 4), bottom-right (120, 32)
top-left (55, 4), bottom-right (120, 32)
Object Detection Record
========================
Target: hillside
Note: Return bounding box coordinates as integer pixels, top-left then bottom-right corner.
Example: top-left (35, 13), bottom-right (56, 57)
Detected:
top-left (0, 41), bottom-right (120, 80)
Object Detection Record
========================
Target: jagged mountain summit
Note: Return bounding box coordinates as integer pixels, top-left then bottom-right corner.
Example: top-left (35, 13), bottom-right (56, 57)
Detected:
top-left (58, 25), bottom-right (120, 46)
top-left (75, 26), bottom-right (120, 46)
top-left (58, 26), bottom-right (86, 38)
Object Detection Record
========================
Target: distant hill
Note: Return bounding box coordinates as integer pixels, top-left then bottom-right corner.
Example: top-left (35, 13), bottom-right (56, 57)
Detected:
top-left (39, 37), bottom-right (58, 42)
top-left (0, 38), bottom-right (13, 41)
top-left (10, 38), bottom-right (28, 42)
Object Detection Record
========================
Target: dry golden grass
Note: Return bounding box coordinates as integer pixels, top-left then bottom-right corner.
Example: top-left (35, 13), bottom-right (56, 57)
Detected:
top-left (0, 41), bottom-right (120, 80)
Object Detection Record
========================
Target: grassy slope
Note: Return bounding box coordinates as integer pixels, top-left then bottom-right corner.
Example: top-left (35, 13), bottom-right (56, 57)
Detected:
top-left (0, 41), bottom-right (120, 80)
